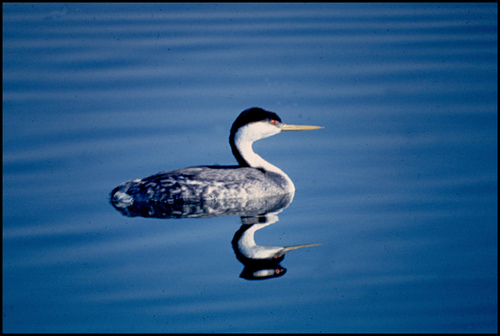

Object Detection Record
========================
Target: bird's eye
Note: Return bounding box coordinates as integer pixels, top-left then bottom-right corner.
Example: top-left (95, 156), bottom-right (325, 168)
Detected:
top-left (270, 119), bottom-right (276, 125)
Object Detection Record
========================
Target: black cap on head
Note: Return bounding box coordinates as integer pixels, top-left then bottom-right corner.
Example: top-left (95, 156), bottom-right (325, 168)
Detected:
top-left (230, 107), bottom-right (281, 136)
top-left (229, 107), bottom-right (282, 166)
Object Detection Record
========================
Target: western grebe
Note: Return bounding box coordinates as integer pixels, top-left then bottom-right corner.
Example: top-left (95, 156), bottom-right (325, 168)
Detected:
top-left (110, 107), bottom-right (322, 208)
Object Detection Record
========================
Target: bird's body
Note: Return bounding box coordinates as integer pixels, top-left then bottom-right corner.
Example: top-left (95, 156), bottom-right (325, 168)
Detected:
top-left (111, 107), bottom-right (321, 209)
top-left (111, 166), bottom-right (289, 207)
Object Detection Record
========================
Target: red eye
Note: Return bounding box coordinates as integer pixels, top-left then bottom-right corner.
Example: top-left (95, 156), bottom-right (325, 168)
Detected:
top-left (270, 119), bottom-right (276, 125)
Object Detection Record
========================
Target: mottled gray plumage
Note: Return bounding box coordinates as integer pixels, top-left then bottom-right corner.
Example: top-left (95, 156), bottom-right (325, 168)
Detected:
top-left (112, 166), bottom-right (289, 204)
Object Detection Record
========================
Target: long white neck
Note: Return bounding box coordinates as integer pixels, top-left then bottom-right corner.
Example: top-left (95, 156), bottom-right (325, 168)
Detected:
top-left (232, 124), bottom-right (295, 193)
top-left (236, 137), bottom-right (281, 173)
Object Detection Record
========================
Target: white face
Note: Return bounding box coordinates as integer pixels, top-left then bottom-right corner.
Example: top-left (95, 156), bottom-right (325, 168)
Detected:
top-left (235, 120), bottom-right (281, 143)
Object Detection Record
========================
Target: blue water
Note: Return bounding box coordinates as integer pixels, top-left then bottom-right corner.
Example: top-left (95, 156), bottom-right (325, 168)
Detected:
top-left (3, 3), bottom-right (497, 333)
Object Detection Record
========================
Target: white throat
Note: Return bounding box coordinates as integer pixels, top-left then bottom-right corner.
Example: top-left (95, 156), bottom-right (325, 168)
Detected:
top-left (233, 123), bottom-right (279, 171)
top-left (233, 122), bottom-right (294, 193)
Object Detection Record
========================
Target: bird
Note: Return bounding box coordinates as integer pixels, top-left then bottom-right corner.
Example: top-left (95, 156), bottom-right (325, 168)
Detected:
top-left (110, 107), bottom-right (322, 208)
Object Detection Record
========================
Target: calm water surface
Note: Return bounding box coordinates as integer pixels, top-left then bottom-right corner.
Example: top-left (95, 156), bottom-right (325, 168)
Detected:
top-left (3, 3), bottom-right (497, 333)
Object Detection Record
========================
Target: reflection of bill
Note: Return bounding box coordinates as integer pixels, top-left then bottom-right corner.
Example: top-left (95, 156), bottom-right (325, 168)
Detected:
top-left (232, 213), bottom-right (322, 281)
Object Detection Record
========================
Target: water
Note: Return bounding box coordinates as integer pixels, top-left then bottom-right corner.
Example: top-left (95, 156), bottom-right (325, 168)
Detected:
top-left (2, 3), bottom-right (497, 333)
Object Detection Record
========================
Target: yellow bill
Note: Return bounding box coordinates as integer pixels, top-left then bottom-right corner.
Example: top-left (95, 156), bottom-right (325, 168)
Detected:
top-left (280, 123), bottom-right (323, 131)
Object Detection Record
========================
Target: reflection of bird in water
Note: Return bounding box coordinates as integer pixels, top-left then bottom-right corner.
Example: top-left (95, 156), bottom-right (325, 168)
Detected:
top-left (110, 107), bottom-right (322, 209)
top-left (112, 191), bottom-right (294, 219)
top-left (232, 213), bottom-right (323, 280)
